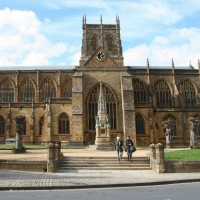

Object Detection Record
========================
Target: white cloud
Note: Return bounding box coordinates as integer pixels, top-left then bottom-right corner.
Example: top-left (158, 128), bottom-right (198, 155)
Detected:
top-left (124, 27), bottom-right (200, 67)
top-left (0, 8), bottom-right (68, 66)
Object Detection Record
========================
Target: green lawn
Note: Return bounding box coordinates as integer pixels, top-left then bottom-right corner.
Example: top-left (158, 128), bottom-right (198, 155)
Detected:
top-left (164, 149), bottom-right (200, 160)
top-left (0, 144), bottom-right (85, 150)
top-left (0, 144), bottom-right (47, 149)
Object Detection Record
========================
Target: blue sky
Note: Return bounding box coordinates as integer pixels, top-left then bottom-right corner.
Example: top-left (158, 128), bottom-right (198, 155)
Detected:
top-left (0, 0), bottom-right (200, 67)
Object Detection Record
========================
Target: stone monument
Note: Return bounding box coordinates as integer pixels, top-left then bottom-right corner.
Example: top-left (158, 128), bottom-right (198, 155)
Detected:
top-left (95, 83), bottom-right (113, 150)
top-left (12, 116), bottom-right (26, 153)
top-left (188, 117), bottom-right (198, 149)
top-left (162, 118), bottom-right (173, 148)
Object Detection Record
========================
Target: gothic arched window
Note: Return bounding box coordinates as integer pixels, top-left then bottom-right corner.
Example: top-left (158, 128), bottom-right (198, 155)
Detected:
top-left (0, 78), bottom-right (14, 102)
top-left (154, 80), bottom-right (172, 107)
top-left (62, 78), bottom-right (72, 98)
top-left (0, 116), bottom-right (5, 136)
top-left (105, 34), bottom-right (113, 51)
top-left (132, 79), bottom-right (147, 103)
top-left (40, 78), bottom-right (56, 102)
top-left (179, 80), bottom-right (196, 107)
top-left (163, 115), bottom-right (176, 136)
top-left (136, 113), bottom-right (145, 135)
top-left (87, 84), bottom-right (117, 130)
top-left (39, 116), bottom-right (44, 136)
top-left (59, 113), bottom-right (70, 134)
top-left (91, 35), bottom-right (97, 51)
top-left (19, 78), bottom-right (35, 102)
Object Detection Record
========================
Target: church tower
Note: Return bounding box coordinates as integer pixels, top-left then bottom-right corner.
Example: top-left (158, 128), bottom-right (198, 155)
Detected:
top-left (73, 16), bottom-right (136, 147)
top-left (79, 15), bottom-right (124, 67)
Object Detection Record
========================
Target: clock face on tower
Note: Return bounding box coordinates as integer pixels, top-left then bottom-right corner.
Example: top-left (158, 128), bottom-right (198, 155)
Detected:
top-left (96, 51), bottom-right (106, 61)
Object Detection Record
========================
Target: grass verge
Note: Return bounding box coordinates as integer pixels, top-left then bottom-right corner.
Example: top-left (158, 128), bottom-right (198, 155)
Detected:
top-left (0, 144), bottom-right (86, 150)
top-left (164, 149), bottom-right (200, 160)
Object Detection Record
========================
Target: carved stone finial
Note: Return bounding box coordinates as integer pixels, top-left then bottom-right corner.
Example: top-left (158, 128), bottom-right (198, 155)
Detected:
top-left (171, 58), bottom-right (175, 74)
top-left (147, 58), bottom-right (150, 67)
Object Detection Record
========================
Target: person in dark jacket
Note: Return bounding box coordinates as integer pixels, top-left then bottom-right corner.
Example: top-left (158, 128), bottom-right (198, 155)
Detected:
top-left (114, 136), bottom-right (123, 162)
top-left (126, 136), bottom-right (134, 161)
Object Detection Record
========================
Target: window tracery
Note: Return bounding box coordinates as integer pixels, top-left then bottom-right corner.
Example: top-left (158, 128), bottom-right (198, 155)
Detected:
top-left (91, 35), bottom-right (97, 51)
top-left (155, 80), bottom-right (172, 107)
top-left (0, 78), bottom-right (14, 102)
top-left (62, 78), bottom-right (72, 98)
top-left (87, 84), bottom-right (117, 130)
top-left (58, 113), bottom-right (70, 134)
top-left (19, 78), bottom-right (35, 102)
top-left (40, 78), bottom-right (56, 102)
top-left (179, 80), bottom-right (196, 107)
top-left (105, 34), bottom-right (113, 51)
top-left (132, 79), bottom-right (147, 103)
top-left (136, 113), bottom-right (145, 135)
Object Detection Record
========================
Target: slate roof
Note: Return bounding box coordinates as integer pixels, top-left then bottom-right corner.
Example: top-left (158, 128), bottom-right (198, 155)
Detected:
top-left (0, 65), bottom-right (76, 71)
top-left (129, 66), bottom-right (195, 70)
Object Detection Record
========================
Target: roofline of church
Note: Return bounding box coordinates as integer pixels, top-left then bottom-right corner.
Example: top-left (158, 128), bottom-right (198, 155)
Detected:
top-left (0, 65), bottom-right (197, 71)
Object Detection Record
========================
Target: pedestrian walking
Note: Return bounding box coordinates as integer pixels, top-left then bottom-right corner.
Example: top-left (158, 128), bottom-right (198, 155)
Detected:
top-left (114, 136), bottom-right (123, 162)
top-left (126, 136), bottom-right (134, 161)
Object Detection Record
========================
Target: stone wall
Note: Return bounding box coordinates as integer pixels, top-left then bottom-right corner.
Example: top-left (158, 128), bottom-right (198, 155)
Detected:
top-left (165, 160), bottom-right (200, 173)
top-left (0, 160), bottom-right (47, 172)
top-left (149, 144), bottom-right (200, 173)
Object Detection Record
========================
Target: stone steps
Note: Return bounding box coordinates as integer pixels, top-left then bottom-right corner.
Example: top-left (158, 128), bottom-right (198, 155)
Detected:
top-left (60, 156), bottom-right (151, 170)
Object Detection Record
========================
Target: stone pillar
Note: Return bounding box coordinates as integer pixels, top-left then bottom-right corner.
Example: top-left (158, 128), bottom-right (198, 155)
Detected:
top-left (188, 117), bottom-right (198, 149)
top-left (5, 110), bottom-right (11, 139)
top-left (14, 115), bottom-right (26, 152)
top-left (149, 143), bottom-right (156, 168)
top-left (120, 72), bottom-right (136, 145)
top-left (46, 100), bottom-right (52, 143)
top-left (29, 110), bottom-right (35, 144)
top-left (155, 143), bottom-right (165, 173)
top-left (71, 72), bottom-right (84, 145)
top-left (36, 70), bottom-right (40, 102)
top-left (162, 118), bottom-right (173, 148)
top-left (55, 143), bottom-right (61, 168)
top-left (47, 143), bottom-right (56, 173)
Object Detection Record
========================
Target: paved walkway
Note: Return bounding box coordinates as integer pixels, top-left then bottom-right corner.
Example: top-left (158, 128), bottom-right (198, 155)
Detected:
top-left (0, 147), bottom-right (200, 190)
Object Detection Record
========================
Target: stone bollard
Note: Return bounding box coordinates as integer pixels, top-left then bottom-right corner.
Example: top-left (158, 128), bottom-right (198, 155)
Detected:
top-left (149, 144), bottom-right (156, 168)
top-left (155, 143), bottom-right (165, 173)
top-left (55, 143), bottom-right (61, 169)
top-left (47, 143), bottom-right (56, 173)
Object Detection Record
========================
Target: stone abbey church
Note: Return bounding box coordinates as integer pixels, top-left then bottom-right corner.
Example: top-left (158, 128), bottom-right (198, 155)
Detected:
top-left (0, 16), bottom-right (200, 147)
